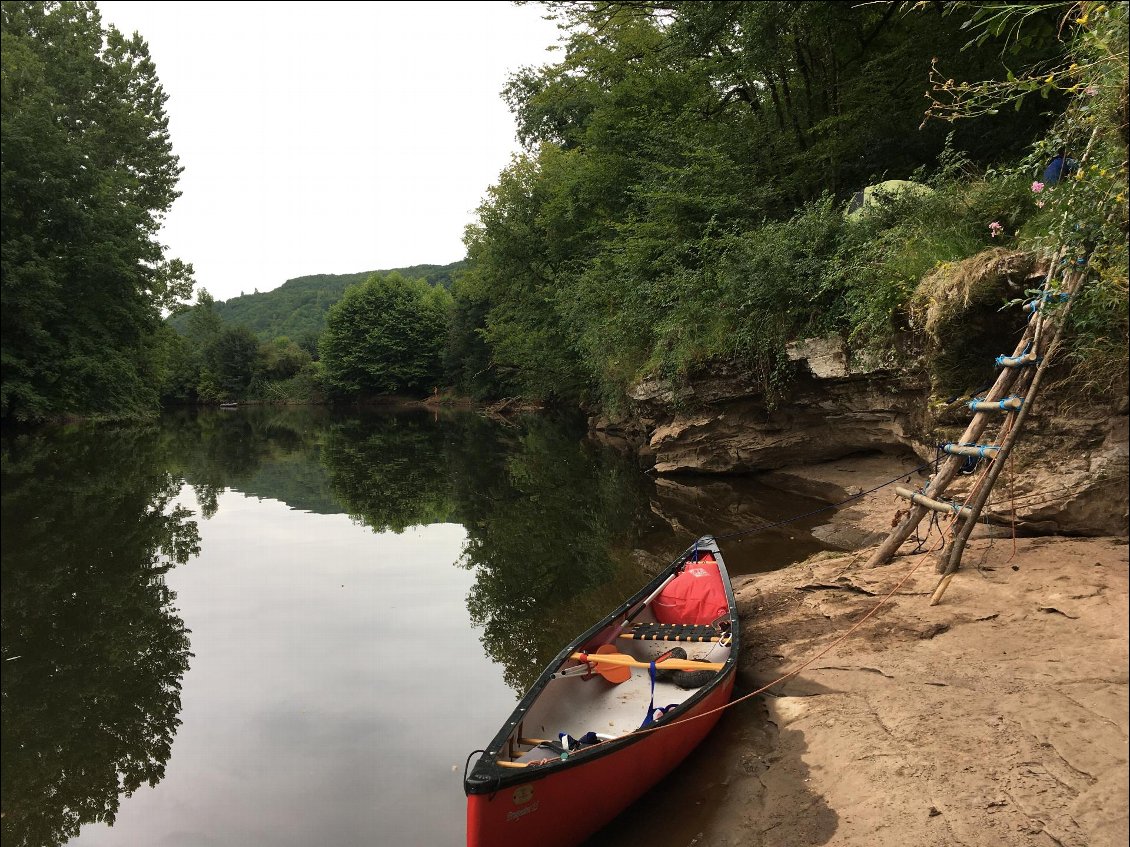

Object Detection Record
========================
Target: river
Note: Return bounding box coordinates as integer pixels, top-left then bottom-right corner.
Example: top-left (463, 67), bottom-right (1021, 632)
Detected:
top-left (0, 406), bottom-right (834, 847)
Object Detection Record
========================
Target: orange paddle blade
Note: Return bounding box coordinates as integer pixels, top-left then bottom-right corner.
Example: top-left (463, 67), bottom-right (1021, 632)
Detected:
top-left (591, 644), bottom-right (632, 683)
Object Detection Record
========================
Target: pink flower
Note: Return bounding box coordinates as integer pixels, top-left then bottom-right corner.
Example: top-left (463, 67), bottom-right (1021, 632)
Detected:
top-left (1084, 85), bottom-right (1099, 96)
top-left (1031, 181), bottom-right (1045, 193)
top-left (1036, 199), bottom-right (1045, 208)
top-left (989, 221), bottom-right (1004, 237)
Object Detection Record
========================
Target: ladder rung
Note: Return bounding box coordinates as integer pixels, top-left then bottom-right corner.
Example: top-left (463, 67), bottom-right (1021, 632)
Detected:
top-left (943, 444), bottom-right (1000, 459)
top-left (969, 397), bottom-right (1024, 412)
top-left (895, 486), bottom-right (974, 519)
top-left (996, 353), bottom-right (1040, 368)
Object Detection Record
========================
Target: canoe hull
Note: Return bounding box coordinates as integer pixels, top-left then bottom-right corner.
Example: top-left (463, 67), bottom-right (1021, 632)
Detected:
top-left (466, 536), bottom-right (739, 846)
top-left (466, 667), bottom-right (735, 847)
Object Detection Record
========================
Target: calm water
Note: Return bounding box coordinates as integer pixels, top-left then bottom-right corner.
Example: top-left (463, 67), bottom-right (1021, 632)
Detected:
top-left (0, 407), bottom-right (833, 847)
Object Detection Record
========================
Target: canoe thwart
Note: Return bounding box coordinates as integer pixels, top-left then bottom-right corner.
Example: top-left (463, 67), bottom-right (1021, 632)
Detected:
top-left (619, 623), bottom-right (727, 643)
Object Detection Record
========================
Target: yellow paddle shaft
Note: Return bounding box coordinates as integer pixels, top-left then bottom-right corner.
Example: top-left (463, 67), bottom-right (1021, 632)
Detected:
top-left (570, 652), bottom-right (724, 672)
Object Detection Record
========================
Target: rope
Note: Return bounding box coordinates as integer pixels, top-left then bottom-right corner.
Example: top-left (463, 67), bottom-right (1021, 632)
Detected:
top-left (476, 454), bottom-right (1123, 774)
top-left (520, 529), bottom-right (948, 765)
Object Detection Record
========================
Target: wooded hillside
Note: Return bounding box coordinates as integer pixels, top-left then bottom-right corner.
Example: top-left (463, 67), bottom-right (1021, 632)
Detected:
top-left (167, 261), bottom-right (467, 344)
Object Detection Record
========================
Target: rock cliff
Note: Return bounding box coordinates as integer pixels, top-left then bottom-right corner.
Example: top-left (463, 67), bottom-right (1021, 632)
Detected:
top-left (597, 337), bottom-right (1128, 537)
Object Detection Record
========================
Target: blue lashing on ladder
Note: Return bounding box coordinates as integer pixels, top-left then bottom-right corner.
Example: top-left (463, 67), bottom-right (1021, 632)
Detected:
top-left (1023, 291), bottom-right (1071, 314)
top-left (996, 343), bottom-right (1040, 368)
top-left (942, 443), bottom-right (1000, 458)
top-left (943, 443), bottom-right (999, 473)
top-left (997, 353), bottom-right (1042, 367)
top-left (969, 396), bottom-right (1024, 412)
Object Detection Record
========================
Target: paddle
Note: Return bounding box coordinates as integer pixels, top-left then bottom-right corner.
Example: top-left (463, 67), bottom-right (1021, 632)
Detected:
top-left (570, 650), bottom-right (725, 674)
top-left (584, 644), bottom-right (632, 683)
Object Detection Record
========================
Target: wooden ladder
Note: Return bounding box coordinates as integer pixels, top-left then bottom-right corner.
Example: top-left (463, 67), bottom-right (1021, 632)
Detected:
top-left (865, 247), bottom-right (1089, 603)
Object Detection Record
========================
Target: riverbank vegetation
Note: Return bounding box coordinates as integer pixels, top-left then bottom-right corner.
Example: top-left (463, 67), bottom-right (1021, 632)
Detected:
top-left (1, 1), bottom-right (193, 421)
top-left (2, 1), bottom-right (1125, 422)
top-left (449, 0), bottom-right (1127, 410)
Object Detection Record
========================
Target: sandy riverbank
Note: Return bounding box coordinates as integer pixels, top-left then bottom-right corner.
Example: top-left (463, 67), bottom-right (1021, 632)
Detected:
top-left (695, 451), bottom-right (1130, 847)
top-left (718, 527), bottom-right (1128, 847)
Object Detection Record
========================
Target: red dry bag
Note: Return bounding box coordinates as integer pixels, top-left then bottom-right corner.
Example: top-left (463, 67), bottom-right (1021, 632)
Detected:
top-left (653, 556), bottom-right (727, 625)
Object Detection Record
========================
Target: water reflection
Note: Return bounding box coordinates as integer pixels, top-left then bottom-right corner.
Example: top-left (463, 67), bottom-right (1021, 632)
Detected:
top-left (322, 414), bottom-right (455, 532)
top-left (0, 427), bottom-right (197, 847)
top-left (1, 408), bottom-right (835, 847)
top-left (450, 416), bottom-right (655, 692)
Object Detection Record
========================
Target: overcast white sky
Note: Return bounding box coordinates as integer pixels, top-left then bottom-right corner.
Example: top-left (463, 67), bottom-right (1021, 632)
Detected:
top-left (95, 1), bottom-right (562, 302)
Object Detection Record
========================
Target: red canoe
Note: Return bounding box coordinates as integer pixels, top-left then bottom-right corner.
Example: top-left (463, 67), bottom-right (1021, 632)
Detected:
top-left (465, 536), bottom-right (739, 847)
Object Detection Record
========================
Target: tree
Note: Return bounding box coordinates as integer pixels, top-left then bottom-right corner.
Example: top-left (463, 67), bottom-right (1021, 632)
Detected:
top-left (260, 336), bottom-right (310, 381)
top-left (457, 1), bottom-right (1070, 408)
top-left (319, 272), bottom-right (453, 396)
top-left (1, 1), bottom-right (192, 421)
top-left (207, 325), bottom-right (260, 400)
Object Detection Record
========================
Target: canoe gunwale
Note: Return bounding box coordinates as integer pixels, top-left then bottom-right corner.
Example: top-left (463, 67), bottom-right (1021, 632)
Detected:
top-left (464, 535), bottom-right (740, 796)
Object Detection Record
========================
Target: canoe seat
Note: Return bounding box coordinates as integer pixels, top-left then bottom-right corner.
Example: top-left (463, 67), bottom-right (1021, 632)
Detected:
top-left (621, 623), bottom-right (725, 643)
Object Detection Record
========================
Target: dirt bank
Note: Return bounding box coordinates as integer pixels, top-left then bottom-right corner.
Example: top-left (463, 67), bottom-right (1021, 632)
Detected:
top-left (722, 534), bottom-right (1129, 847)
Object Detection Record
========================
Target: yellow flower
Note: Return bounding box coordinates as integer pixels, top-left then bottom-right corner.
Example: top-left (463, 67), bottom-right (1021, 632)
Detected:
top-left (1076, 13), bottom-right (1089, 25)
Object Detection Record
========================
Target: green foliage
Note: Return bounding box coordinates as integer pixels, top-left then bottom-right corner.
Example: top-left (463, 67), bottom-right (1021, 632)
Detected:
top-left (924, 1), bottom-right (1129, 397)
top-left (320, 272), bottom-right (453, 397)
top-left (207, 326), bottom-right (260, 401)
top-left (457, 1), bottom-right (1069, 407)
top-left (166, 262), bottom-right (466, 342)
top-left (1, 1), bottom-right (193, 421)
top-left (155, 289), bottom-right (318, 406)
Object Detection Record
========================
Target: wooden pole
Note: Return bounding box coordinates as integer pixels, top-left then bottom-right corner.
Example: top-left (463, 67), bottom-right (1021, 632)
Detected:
top-left (865, 245), bottom-right (1067, 569)
top-left (930, 266), bottom-right (1085, 604)
top-left (864, 331), bottom-right (1030, 567)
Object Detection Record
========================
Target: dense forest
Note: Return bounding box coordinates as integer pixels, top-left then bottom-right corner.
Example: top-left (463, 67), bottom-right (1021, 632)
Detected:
top-left (447, 1), bottom-right (1128, 408)
top-left (1, 1), bottom-right (1126, 421)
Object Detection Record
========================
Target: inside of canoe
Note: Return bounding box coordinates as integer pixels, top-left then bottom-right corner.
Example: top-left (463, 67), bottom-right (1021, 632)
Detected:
top-left (497, 562), bottom-right (733, 767)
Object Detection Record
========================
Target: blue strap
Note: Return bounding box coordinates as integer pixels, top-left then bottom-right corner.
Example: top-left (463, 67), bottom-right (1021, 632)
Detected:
top-left (639, 661), bottom-right (678, 728)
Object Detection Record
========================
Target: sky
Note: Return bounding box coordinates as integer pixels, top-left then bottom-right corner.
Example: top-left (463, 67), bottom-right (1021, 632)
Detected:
top-left (95, 1), bottom-right (563, 302)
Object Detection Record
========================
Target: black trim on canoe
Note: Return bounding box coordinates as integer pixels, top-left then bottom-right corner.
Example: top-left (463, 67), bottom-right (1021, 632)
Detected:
top-left (465, 536), bottom-right (740, 796)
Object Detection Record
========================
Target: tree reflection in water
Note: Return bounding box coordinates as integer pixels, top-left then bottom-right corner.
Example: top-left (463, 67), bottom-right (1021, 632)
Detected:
top-left (0, 408), bottom-right (831, 845)
top-left (448, 415), bottom-right (657, 692)
top-left (1, 426), bottom-right (198, 847)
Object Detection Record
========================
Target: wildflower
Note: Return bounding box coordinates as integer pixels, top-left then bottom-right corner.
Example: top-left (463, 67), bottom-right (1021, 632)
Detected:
top-left (989, 221), bottom-right (1004, 237)
top-left (1031, 181), bottom-right (1045, 193)
top-left (1084, 85), bottom-right (1099, 96)
top-left (1036, 200), bottom-right (1045, 208)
